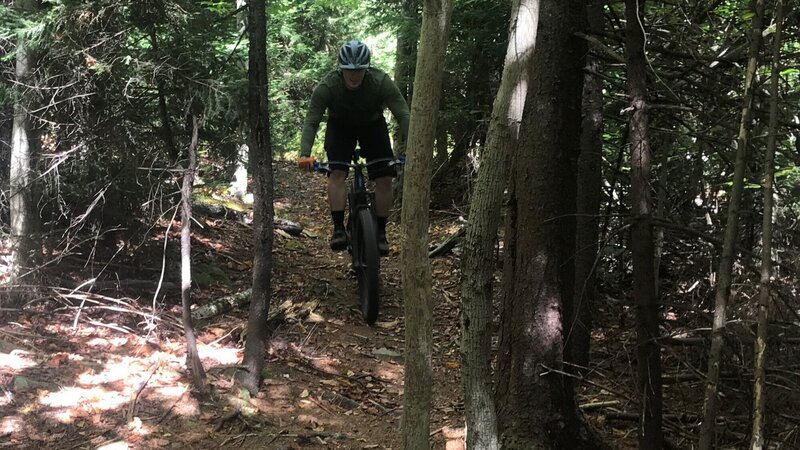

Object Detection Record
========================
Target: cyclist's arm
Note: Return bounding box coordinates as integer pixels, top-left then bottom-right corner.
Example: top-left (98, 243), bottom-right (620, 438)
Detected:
top-left (300, 84), bottom-right (331, 157)
top-left (381, 77), bottom-right (410, 152)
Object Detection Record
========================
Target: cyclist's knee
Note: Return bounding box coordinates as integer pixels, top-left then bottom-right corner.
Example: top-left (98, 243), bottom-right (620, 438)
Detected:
top-left (374, 176), bottom-right (392, 190)
top-left (329, 170), bottom-right (347, 183)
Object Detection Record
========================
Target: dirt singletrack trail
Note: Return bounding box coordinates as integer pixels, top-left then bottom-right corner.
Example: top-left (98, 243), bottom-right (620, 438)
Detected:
top-left (0, 160), bottom-right (467, 449)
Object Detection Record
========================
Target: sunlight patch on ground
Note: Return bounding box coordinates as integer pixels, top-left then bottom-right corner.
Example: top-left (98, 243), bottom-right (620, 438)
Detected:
top-left (0, 416), bottom-right (21, 435)
top-left (0, 391), bottom-right (12, 407)
top-left (86, 336), bottom-right (129, 349)
top-left (0, 350), bottom-right (37, 370)
top-left (374, 362), bottom-right (403, 383)
top-left (39, 386), bottom-right (128, 412)
top-left (76, 356), bottom-right (153, 386)
top-left (197, 344), bottom-right (241, 365)
top-left (96, 441), bottom-right (131, 450)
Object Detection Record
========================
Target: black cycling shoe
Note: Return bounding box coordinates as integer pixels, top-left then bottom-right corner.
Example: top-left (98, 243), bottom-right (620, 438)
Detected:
top-left (330, 228), bottom-right (348, 251)
top-left (378, 232), bottom-right (389, 256)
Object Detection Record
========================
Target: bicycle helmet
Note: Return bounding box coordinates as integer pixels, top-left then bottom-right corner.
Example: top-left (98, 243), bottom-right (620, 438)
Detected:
top-left (338, 40), bottom-right (371, 70)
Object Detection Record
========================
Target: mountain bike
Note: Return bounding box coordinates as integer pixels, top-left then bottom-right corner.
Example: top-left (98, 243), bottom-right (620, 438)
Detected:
top-left (316, 151), bottom-right (401, 325)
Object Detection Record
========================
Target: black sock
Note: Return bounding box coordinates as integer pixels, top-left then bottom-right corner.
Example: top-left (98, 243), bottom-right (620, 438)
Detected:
top-left (377, 216), bottom-right (388, 235)
top-left (332, 211), bottom-right (345, 229)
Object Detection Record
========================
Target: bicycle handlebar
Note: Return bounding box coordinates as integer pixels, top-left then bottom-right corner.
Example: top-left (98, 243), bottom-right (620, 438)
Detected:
top-left (314, 156), bottom-right (405, 174)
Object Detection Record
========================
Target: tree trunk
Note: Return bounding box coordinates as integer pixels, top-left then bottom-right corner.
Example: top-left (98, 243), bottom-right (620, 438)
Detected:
top-left (400, 0), bottom-right (453, 447)
top-left (495, 1), bottom-right (595, 448)
top-left (237, 0), bottom-right (275, 395)
top-left (392, 0), bottom-right (419, 206)
top-left (230, 0), bottom-right (250, 201)
top-left (149, 27), bottom-right (180, 163)
top-left (9, 0), bottom-right (41, 289)
top-left (460, 1), bottom-right (539, 448)
top-left (0, 116), bottom-right (10, 186)
top-left (570, 0), bottom-right (605, 372)
top-left (394, 0), bottom-right (419, 105)
top-left (624, 1), bottom-right (663, 448)
top-left (750, 1), bottom-right (782, 448)
top-left (698, 1), bottom-right (765, 448)
top-left (180, 115), bottom-right (207, 394)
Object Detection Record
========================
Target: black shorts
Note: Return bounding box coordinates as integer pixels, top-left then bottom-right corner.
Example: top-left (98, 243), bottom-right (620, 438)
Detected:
top-left (324, 117), bottom-right (397, 180)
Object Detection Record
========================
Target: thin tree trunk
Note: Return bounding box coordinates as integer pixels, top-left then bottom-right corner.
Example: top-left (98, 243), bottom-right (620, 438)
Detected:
top-left (392, 0), bottom-right (418, 206)
top-left (460, 1), bottom-right (538, 448)
top-left (10, 0), bottom-right (41, 288)
top-left (394, 0), bottom-right (418, 105)
top-left (750, 2), bottom-right (782, 448)
top-left (400, 0), bottom-right (452, 447)
top-left (230, 0), bottom-right (250, 200)
top-left (180, 115), bottom-right (207, 394)
top-left (699, 1), bottom-right (765, 448)
top-left (237, 0), bottom-right (275, 395)
top-left (624, 0), bottom-right (663, 448)
top-left (149, 28), bottom-right (179, 162)
top-left (570, 0), bottom-right (605, 372)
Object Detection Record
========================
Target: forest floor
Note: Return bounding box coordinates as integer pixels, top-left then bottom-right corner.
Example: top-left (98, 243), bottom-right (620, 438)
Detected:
top-left (0, 160), bottom-right (773, 450)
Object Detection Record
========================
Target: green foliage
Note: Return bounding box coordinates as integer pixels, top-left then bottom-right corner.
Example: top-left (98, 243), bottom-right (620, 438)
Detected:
top-left (265, 0), bottom-right (395, 155)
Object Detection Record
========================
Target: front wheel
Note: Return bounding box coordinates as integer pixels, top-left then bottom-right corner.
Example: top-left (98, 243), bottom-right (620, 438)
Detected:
top-left (353, 208), bottom-right (380, 325)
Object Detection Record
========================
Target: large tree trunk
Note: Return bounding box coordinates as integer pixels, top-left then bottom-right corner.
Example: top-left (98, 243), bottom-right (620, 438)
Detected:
top-left (624, 1), bottom-right (663, 448)
top-left (494, 1), bottom-right (594, 448)
top-left (180, 115), bottom-right (207, 394)
top-left (400, 0), bottom-right (452, 447)
top-left (460, 1), bottom-right (539, 448)
top-left (237, 0), bottom-right (275, 395)
top-left (750, 1), bottom-right (782, 448)
top-left (9, 0), bottom-right (42, 289)
top-left (569, 0), bottom-right (605, 372)
top-left (698, 1), bottom-right (765, 448)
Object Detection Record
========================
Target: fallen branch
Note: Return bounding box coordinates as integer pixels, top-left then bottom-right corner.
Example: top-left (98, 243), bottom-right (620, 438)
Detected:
top-left (579, 400), bottom-right (621, 411)
top-left (191, 289), bottom-right (252, 321)
top-left (191, 293), bottom-right (320, 325)
top-left (125, 361), bottom-right (161, 421)
top-left (428, 226), bottom-right (465, 258)
top-left (274, 219), bottom-right (303, 236)
top-left (319, 390), bottom-right (360, 410)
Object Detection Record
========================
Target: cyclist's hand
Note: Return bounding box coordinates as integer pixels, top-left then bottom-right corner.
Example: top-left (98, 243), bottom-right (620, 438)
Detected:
top-left (298, 156), bottom-right (316, 171)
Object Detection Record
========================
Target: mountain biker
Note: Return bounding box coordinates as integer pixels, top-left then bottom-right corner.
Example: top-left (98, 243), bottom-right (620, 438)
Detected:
top-left (297, 39), bottom-right (410, 256)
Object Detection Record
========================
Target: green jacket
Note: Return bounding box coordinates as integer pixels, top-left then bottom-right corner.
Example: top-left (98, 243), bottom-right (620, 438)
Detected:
top-left (300, 68), bottom-right (410, 157)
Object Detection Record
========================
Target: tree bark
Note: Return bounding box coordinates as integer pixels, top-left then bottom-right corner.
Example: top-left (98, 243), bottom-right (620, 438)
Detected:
top-left (9, 0), bottom-right (42, 289)
top-left (400, 0), bottom-right (453, 447)
top-left (699, 1), bottom-right (765, 448)
top-left (624, 1), bottom-right (663, 448)
top-left (180, 115), bottom-right (207, 395)
top-left (570, 0), bottom-right (605, 372)
top-left (237, 0), bottom-right (275, 395)
top-left (460, 1), bottom-right (539, 448)
top-left (495, 1), bottom-right (595, 448)
top-left (751, 1), bottom-right (782, 448)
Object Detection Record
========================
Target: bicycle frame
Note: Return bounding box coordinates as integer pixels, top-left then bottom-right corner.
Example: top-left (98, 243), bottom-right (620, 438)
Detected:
top-left (318, 150), bottom-right (395, 324)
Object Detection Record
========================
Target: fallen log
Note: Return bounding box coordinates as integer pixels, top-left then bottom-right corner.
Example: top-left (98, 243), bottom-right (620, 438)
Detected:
top-left (191, 289), bottom-right (252, 321)
top-left (274, 219), bottom-right (303, 236)
top-left (428, 226), bottom-right (465, 258)
top-left (191, 291), bottom-right (320, 323)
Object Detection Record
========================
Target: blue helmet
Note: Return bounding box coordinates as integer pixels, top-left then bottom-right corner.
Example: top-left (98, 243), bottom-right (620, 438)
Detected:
top-left (338, 40), bottom-right (371, 70)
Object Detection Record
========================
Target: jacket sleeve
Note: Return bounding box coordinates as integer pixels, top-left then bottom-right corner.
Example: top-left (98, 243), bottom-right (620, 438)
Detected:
top-left (381, 76), bottom-right (410, 153)
top-left (299, 83), bottom-right (330, 157)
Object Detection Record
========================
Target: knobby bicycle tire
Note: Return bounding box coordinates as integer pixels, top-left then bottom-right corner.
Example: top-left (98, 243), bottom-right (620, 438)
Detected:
top-left (354, 208), bottom-right (380, 325)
